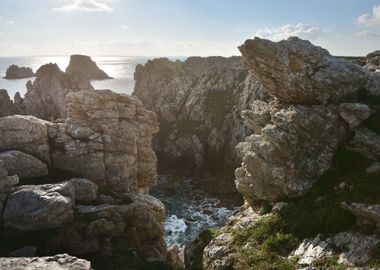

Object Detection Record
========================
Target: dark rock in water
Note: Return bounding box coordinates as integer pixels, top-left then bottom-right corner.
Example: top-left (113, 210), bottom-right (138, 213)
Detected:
top-left (0, 89), bottom-right (23, 117)
top-left (5, 64), bottom-right (35, 79)
top-left (66, 54), bottom-right (112, 80)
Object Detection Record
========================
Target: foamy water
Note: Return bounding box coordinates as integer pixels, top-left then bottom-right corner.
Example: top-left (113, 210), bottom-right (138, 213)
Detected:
top-left (152, 176), bottom-right (236, 246)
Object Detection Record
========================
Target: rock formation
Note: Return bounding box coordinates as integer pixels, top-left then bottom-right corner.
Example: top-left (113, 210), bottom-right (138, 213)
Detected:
top-left (0, 89), bottom-right (23, 117)
top-left (66, 54), bottom-right (112, 80)
top-left (20, 63), bottom-right (94, 120)
top-left (0, 254), bottom-right (92, 270)
top-left (235, 36), bottom-right (380, 203)
top-left (133, 56), bottom-right (270, 197)
top-left (4, 65), bottom-right (35, 79)
top-left (0, 89), bottom-right (166, 266)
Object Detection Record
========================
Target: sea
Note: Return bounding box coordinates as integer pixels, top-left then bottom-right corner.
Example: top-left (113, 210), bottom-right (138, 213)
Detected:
top-left (0, 55), bottom-right (236, 247)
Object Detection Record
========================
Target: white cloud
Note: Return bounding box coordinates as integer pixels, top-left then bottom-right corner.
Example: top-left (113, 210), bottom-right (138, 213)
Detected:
top-left (53, 0), bottom-right (113, 12)
top-left (255, 23), bottom-right (322, 41)
top-left (356, 5), bottom-right (380, 27)
top-left (355, 30), bottom-right (380, 38)
top-left (121, 25), bottom-right (129, 30)
top-left (5, 20), bottom-right (14, 25)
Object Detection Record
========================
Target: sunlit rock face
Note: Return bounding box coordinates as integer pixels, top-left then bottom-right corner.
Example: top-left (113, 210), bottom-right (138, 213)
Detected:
top-left (239, 37), bottom-right (368, 104)
top-left (66, 54), bottom-right (112, 80)
top-left (133, 56), bottom-right (271, 178)
top-left (21, 63), bottom-right (93, 121)
top-left (235, 37), bottom-right (380, 203)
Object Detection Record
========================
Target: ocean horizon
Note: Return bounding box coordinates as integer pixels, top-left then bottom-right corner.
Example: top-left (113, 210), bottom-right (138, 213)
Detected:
top-left (0, 56), bottom-right (187, 99)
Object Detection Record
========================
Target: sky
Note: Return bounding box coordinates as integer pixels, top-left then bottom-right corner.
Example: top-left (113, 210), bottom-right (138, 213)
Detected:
top-left (0, 0), bottom-right (379, 56)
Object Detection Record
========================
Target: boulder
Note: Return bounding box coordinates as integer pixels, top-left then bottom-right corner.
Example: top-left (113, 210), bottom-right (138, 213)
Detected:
top-left (0, 115), bottom-right (50, 164)
top-left (5, 65), bottom-right (34, 79)
top-left (339, 103), bottom-right (375, 130)
top-left (0, 150), bottom-right (48, 179)
top-left (70, 178), bottom-right (97, 203)
top-left (239, 37), bottom-right (368, 104)
top-left (3, 182), bottom-right (74, 231)
top-left (0, 254), bottom-right (92, 270)
top-left (22, 63), bottom-right (93, 120)
top-left (66, 54), bottom-right (112, 80)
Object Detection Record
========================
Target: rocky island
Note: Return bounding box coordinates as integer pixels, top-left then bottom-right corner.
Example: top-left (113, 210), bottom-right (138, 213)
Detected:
top-left (5, 65), bottom-right (35, 79)
top-left (0, 36), bottom-right (379, 270)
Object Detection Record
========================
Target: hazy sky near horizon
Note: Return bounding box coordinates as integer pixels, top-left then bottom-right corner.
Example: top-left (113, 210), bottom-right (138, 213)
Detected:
top-left (0, 0), bottom-right (380, 56)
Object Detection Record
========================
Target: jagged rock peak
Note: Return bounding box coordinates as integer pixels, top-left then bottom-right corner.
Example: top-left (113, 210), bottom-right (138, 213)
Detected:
top-left (66, 54), bottom-right (112, 80)
top-left (239, 36), bottom-right (369, 104)
top-left (5, 64), bottom-right (35, 79)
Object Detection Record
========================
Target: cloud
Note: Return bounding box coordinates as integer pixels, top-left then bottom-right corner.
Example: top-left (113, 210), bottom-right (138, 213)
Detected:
top-left (121, 25), bottom-right (129, 30)
top-left (255, 23), bottom-right (322, 41)
top-left (53, 0), bottom-right (113, 12)
top-left (355, 30), bottom-right (380, 38)
top-left (5, 20), bottom-right (14, 25)
top-left (356, 5), bottom-right (380, 27)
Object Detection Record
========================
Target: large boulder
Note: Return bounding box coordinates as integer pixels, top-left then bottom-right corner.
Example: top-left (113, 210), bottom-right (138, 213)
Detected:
top-left (239, 37), bottom-right (369, 104)
top-left (66, 54), bottom-right (112, 80)
top-left (5, 65), bottom-right (34, 79)
top-left (3, 182), bottom-right (74, 231)
top-left (0, 115), bottom-right (50, 164)
top-left (22, 63), bottom-right (93, 120)
top-left (0, 150), bottom-right (48, 179)
top-left (0, 254), bottom-right (92, 270)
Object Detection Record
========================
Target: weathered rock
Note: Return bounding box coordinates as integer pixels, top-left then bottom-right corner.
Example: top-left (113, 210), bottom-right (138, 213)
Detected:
top-left (0, 115), bottom-right (50, 164)
top-left (239, 37), bottom-right (369, 104)
top-left (347, 128), bottom-right (380, 160)
top-left (50, 90), bottom-right (159, 192)
top-left (3, 182), bottom-right (74, 231)
top-left (70, 178), bottom-right (97, 203)
top-left (339, 103), bottom-right (375, 130)
top-left (167, 245), bottom-right (185, 270)
top-left (342, 202), bottom-right (380, 225)
top-left (5, 64), bottom-right (34, 79)
top-left (334, 232), bottom-right (379, 265)
top-left (235, 105), bottom-right (347, 202)
top-left (0, 254), bottom-right (92, 270)
top-left (290, 235), bottom-right (334, 266)
top-left (0, 89), bottom-right (23, 117)
top-left (22, 63), bottom-right (93, 120)
top-left (66, 54), bottom-right (112, 80)
top-left (133, 56), bottom-right (270, 192)
top-left (0, 150), bottom-right (48, 179)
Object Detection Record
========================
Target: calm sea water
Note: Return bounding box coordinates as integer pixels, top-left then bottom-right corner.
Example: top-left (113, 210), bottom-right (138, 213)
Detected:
top-left (0, 56), bottom-right (184, 99)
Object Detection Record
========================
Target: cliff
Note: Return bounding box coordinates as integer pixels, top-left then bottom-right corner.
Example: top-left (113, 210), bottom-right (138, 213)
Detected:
top-left (202, 37), bottom-right (380, 269)
top-left (133, 56), bottom-right (270, 198)
top-left (66, 54), bottom-right (112, 80)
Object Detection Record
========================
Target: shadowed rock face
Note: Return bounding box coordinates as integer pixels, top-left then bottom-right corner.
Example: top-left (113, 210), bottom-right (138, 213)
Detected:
top-left (239, 37), bottom-right (369, 104)
top-left (66, 54), bottom-right (112, 80)
top-left (0, 89), bottom-right (22, 117)
top-left (5, 65), bottom-right (35, 79)
top-left (133, 56), bottom-right (270, 180)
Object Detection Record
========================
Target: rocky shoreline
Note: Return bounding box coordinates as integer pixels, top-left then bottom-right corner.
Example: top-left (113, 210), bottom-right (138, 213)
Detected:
top-left (0, 37), bottom-right (379, 270)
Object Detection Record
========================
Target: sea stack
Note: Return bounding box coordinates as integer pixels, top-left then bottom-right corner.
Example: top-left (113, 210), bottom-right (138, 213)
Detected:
top-left (5, 65), bottom-right (35, 79)
top-left (65, 54), bottom-right (113, 80)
